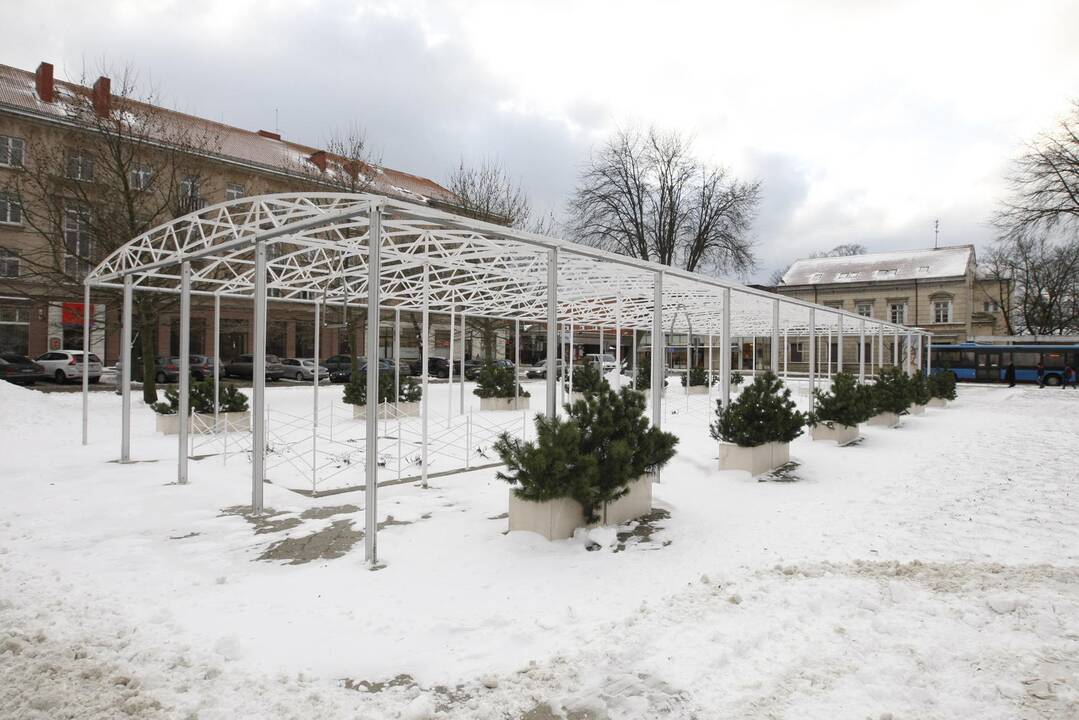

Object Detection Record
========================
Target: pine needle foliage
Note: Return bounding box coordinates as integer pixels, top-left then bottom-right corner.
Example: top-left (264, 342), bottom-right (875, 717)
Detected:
top-left (870, 367), bottom-right (912, 415)
top-left (908, 370), bottom-right (932, 406)
top-left (709, 371), bottom-right (805, 447)
top-left (809, 372), bottom-right (872, 427)
top-left (682, 366), bottom-right (709, 387)
top-left (929, 369), bottom-right (958, 400)
top-left (565, 362), bottom-right (607, 395)
top-left (473, 362), bottom-right (530, 399)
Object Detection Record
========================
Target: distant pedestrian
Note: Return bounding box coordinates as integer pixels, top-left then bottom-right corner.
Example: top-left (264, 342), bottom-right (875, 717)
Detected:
top-left (1064, 365), bottom-right (1076, 390)
top-left (1036, 362), bottom-right (1045, 388)
top-left (1004, 362), bottom-right (1016, 388)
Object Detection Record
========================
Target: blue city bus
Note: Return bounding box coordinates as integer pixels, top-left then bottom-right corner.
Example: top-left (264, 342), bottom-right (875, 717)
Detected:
top-left (930, 343), bottom-right (1079, 385)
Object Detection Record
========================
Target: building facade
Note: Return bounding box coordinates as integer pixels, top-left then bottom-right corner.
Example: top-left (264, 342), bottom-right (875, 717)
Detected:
top-left (0, 61), bottom-right (468, 366)
top-left (775, 245), bottom-right (1009, 346)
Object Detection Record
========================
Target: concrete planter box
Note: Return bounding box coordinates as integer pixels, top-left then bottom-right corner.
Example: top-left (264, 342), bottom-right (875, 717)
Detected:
top-left (811, 422), bottom-right (860, 446)
top-left (480, 396), bottom-right (530, 412)
top-left (508, 474), bottom-right (654, 540)
top-left (155, 412), bottom-right (186, 435)
top-left (157, 411), bottom-right (251, 434)
top-left (909, 403), bottom-right (926, 416)
top-left (685, 385), bottom-right (709, 395)
top-left (928, 397), bottom-right (949, 408)
top-left (352, 401), bottom-right (421, 420)
top-left (867, 411), bottom-right (901, 428)
top-left (718, 441), bottom-right (790, 476)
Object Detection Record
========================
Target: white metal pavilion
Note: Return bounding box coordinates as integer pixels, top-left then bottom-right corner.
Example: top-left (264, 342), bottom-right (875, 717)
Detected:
top-left (80, 192), bottom-right (932, 566)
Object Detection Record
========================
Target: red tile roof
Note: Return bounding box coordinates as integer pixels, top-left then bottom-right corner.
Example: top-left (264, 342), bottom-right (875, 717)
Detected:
top-left (0, 63), bottom-right (460, 207)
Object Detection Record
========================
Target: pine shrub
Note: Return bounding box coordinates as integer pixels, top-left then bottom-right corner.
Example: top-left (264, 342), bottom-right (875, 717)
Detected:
top-left (909, 370), bottom-right (932, 406)
top-left (730, 370), bottom-right (744, 386)
top-left (494, 416), bottom-right (596, 506)
top-left (635, 363), bottom-right (651, 390)
top-left (473, 362), bottom-right (529, 399)
top-left (929, 369), bottom-right (958, 400)
top-left (682, 366), bottom-right (709, 387)
top-left (809, 372), bottom-right (872, 428)
top-left (709, 371), bottom-right (805, 447)
top-left (565, 362), bottom-right (606, 395)
top-left (343, 371), bottom-right (395, 406)
top-left (870, 366), bottom-right (912, 415)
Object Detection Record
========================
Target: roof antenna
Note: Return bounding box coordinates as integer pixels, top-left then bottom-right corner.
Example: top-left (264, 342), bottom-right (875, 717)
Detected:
top-left (274, 108), bottom-right (279, 134)
top-left (934, 218), bottom-right (939, 249)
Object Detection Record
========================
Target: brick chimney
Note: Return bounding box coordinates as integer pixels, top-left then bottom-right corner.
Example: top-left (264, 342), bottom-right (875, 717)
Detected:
top-left (92, 76), bottom-right (111, 117)
top-left (257, 129), bottom-right (281, 140)
top-left (308, 150), bottom-right (328, 172)
top-left (35, 62), bottom-right (54, 103)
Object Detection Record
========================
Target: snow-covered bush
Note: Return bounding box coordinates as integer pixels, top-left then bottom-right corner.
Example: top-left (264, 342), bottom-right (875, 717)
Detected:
top-left (497, 386), bottom-right (677, 523)
top-left (870, 367), bottom-right (912, 415)
top-left (473, 362), bottom-right (529, 399)
top-left (929, 369), bottom-right (958, 400)
top-left (150, 386), bottom-right (181, 415)
top-left (153, 380), bottom-right (249, 415)
top-left (710, 371), bottom-right (805, 447)
top-left (908, 370), bottom-right (932, 406)
top-left (730, 370), bottom-right (744, 386)
top-left (809, 372), bottom-right (872, 428)
top-left (682, 366), bottom-right (710, 387)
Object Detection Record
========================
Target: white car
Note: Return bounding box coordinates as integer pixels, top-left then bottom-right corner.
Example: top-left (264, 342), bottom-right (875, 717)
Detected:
top-left (35, 350), bottom-right (103, 384)
top-left (584, 353), bottom-right (618, 374)
top-left (281, 357), bottom-right (330, 382)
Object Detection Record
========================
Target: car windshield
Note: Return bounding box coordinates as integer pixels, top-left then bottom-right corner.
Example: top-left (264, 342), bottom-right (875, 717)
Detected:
top-left (1, 353), bottom-right (30, 364)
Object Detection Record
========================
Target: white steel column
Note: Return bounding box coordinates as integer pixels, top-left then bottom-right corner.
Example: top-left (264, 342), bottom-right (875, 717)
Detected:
top-left (707, 333), bottom-right (714, 393)
top-left (720, 288), bottom-right (731, 405)
top-left (421, 262), bottom-right (430, 488)
top-left (826, 328), bottom-right (832, 380)
top-left (783, 326), bottom-right (788, 379)
top-left (459, 313), bottom-right (466, 413)
top-left (213, 294), bottom-right (220, 433)
top-left (808, 308), bottom-right (816, 412)
top-left (120, 275), bottom-right (132, 462)
top-left (615, 296), bottom-right (622, 390)
top-left (837, 315), bottom-right (844, 375)
top-left (81, 282), bottom-right (90, 445)
top-left (177, 261), bottom-right (191, 485)
top-left (878, 325), bottom-right (884, 372)
top-left (447, 308), bottom-right (454, 427)
top-left (859, 318), bottom-right (866, 382)
top-left (514, 318), bottom-right (520, 402)
top-left (893, 330), bottom-right (899, 367)
top-left (631, 329), bottom-right (638, 389)
top-left (252, 243), bottom-right (267, 513)
top-left (312, 299), bottom-right (320, 494)
top-left (394, 308), bottom-right (401, 412)
top-left (926, 334), bottom-right (933, 374)
top-left (568, 322), bottom-right (574, 394)
top-left (364, 204), bottom-right (382, 566)
top-left (771, 299), bottom-right (780, 374)
top-left (651, 270), bottom-right (663, 429)
top-left (545, 248), bottom-right (558, 417)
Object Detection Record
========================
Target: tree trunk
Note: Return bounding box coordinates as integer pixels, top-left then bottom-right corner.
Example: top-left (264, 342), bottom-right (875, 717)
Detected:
top-left (138, 304), bottom-right (158, 404)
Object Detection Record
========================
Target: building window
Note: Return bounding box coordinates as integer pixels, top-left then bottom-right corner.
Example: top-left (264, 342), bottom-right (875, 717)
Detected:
top-left (856, 301), bottom-right (873, 318)
top-left (63, 206), bottom-right (92, 278)
top-left (0, 248), bottom-right (19, 277)
top-left (130, 164), bottom-right (153, 191)
top-left (983, 300), bottom-right (1000, 313)
top-left (0, 135), bottom-right (25, 168)
top-left (933, 300), bottom-right (953, 324)
top-left (889, 302), bottom-right (907, 324)
top-left (808, 272), bottom-right (823, 282)
top-left (789, 341), bottom-right (805, 363)
top-left (178, 176), bottom-right (206, 214)
top-left (66, 149), bottom-right (94, 181)
top-left (0, 303), bottom-right (30, 354)
top-left (0, 192), bottom-right (21, 225)
top-left (225, 183), bottom-right (246, 201)
top-left (836, 272), bottom-right (859, 281)
top-left (875, 269), bottom-right (897, 279)
top-left (917, 266), bottom-right (930, 274)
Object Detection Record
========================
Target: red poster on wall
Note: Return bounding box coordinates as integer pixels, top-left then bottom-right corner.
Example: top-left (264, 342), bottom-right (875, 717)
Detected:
top-left (61, 303), bottom-right (96, 327)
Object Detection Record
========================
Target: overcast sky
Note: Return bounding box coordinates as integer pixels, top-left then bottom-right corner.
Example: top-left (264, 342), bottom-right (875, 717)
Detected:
top-left (6, 0), bottom-right (1079, 281)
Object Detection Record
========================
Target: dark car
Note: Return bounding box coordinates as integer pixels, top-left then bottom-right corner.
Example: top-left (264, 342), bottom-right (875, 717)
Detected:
top-left (0, 353), bottom-right (45, 385)
top-left (224, 354), bottom-right (285, 380)
top-left (464, 359), bottom-right (513, 380)
top-left (328, 357), bottom-right (394, 383)
top-left (321, 354), bottom-right (357, 375)
top-left (149, 354), bottom-right (215, 383)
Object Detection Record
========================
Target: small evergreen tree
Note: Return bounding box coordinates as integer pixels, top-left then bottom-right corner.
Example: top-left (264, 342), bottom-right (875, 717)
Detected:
top-left (343, 371), bottom-right (396, 406)
top-left (730, 370), bottom-right (744, 386)
top-left (635, 363), bottom-right (651, 390)
top-left (929, 369), bottom-right (958, 400)
top-left (564, 362), bottom-right (607, 395)
top-left (870, 367), bottom-right (912, 415)
top-left (909, 370), bottom-right (932, 406)
top-left (398, 376), bottom-right (422, 402)
top-left (152, 380), bottom-right (250, 415)
top-left (473, 362), bottom-right (529, 399)
top-left (710, 371), bottom-right (805, 447)
top-left (809, 372), bottom-right (872, 427)
top-left (682, 366), bottom-right (709, 387)
top-left (150, 386), bottom-right (181, 415)
top-left (495, 416), bottom-right (596, 506)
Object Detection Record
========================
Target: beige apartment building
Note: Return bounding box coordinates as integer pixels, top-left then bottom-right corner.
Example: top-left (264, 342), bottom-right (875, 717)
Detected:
top-left (0, 60), bottom-right (470, 367)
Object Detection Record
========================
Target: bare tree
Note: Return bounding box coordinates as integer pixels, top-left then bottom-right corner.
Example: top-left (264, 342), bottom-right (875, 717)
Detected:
top-left (1, 64), bottom-right (221, 402)
top-left (570, 126), bottom-right (760, 276)
top-left (769, 243), bottom-right (867, 286)
top-left (995, 101), bottom-right (1079, 239)
top-left (982, 233), bottom-right (1079, 335)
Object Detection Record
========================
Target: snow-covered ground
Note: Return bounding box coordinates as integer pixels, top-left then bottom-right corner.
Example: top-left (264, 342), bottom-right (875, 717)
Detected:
top-left (1, 379), bottom-right (1078, 719)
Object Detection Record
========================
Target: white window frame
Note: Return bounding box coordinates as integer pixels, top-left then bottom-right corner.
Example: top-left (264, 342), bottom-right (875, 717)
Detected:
top-left (0, 192), bottom-right (21, 225)
top-left (856, 301), bottom-right (873, 318)
top-left (933, 299), bottom-right (953, 324)
top-left (0, 135), bottom-right (25, 168)
top-left (889, 302), bottom-right (907, 324)
top-left (66, 149), bottom-right (94, 181)
top-left (0, 248), bottom-right (19, 278)
top-left (983, 300), bottom-right (999, 313)
top-left (225, 182), bottom-right (246, 201)
top-left (63, 206), bottom-right (92, 278)
top-left (789, 341), bottom-right (806, 362)
top-left (130, 164), bottom-right (153, 191)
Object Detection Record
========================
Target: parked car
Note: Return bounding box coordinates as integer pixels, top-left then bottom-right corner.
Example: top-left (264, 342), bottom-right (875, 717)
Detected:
top-left (526, 358), bottom-right (564, 379)
top-left (281, 357), bottom-right (329, 382)
top-left (189, 354), bottom-right (215, 380)
top-left (35, 350), bottom-right (103, 384)
top-left (0, 353), bottom-right (45, 385)
top-left (321, 354), bottom-right (356, 375)
top-left (146, 355), bottom-right (216, 383)
top-left (328, 357), bottom-right (395, 383)
top-left (584, 353), bottom-right (618, 374)
top-left (224, 354), bottom-right (285, 380)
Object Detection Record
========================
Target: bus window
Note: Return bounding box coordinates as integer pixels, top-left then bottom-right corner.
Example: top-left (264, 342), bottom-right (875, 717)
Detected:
top-left (1012, 352), bottom-right (1040, 366)
top-left (936, 350), bottom-right (961, 367)
top-left (1043, 352), bottom-right (1065, 368)
top-left (960, 351), bottom-right (976, 367)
